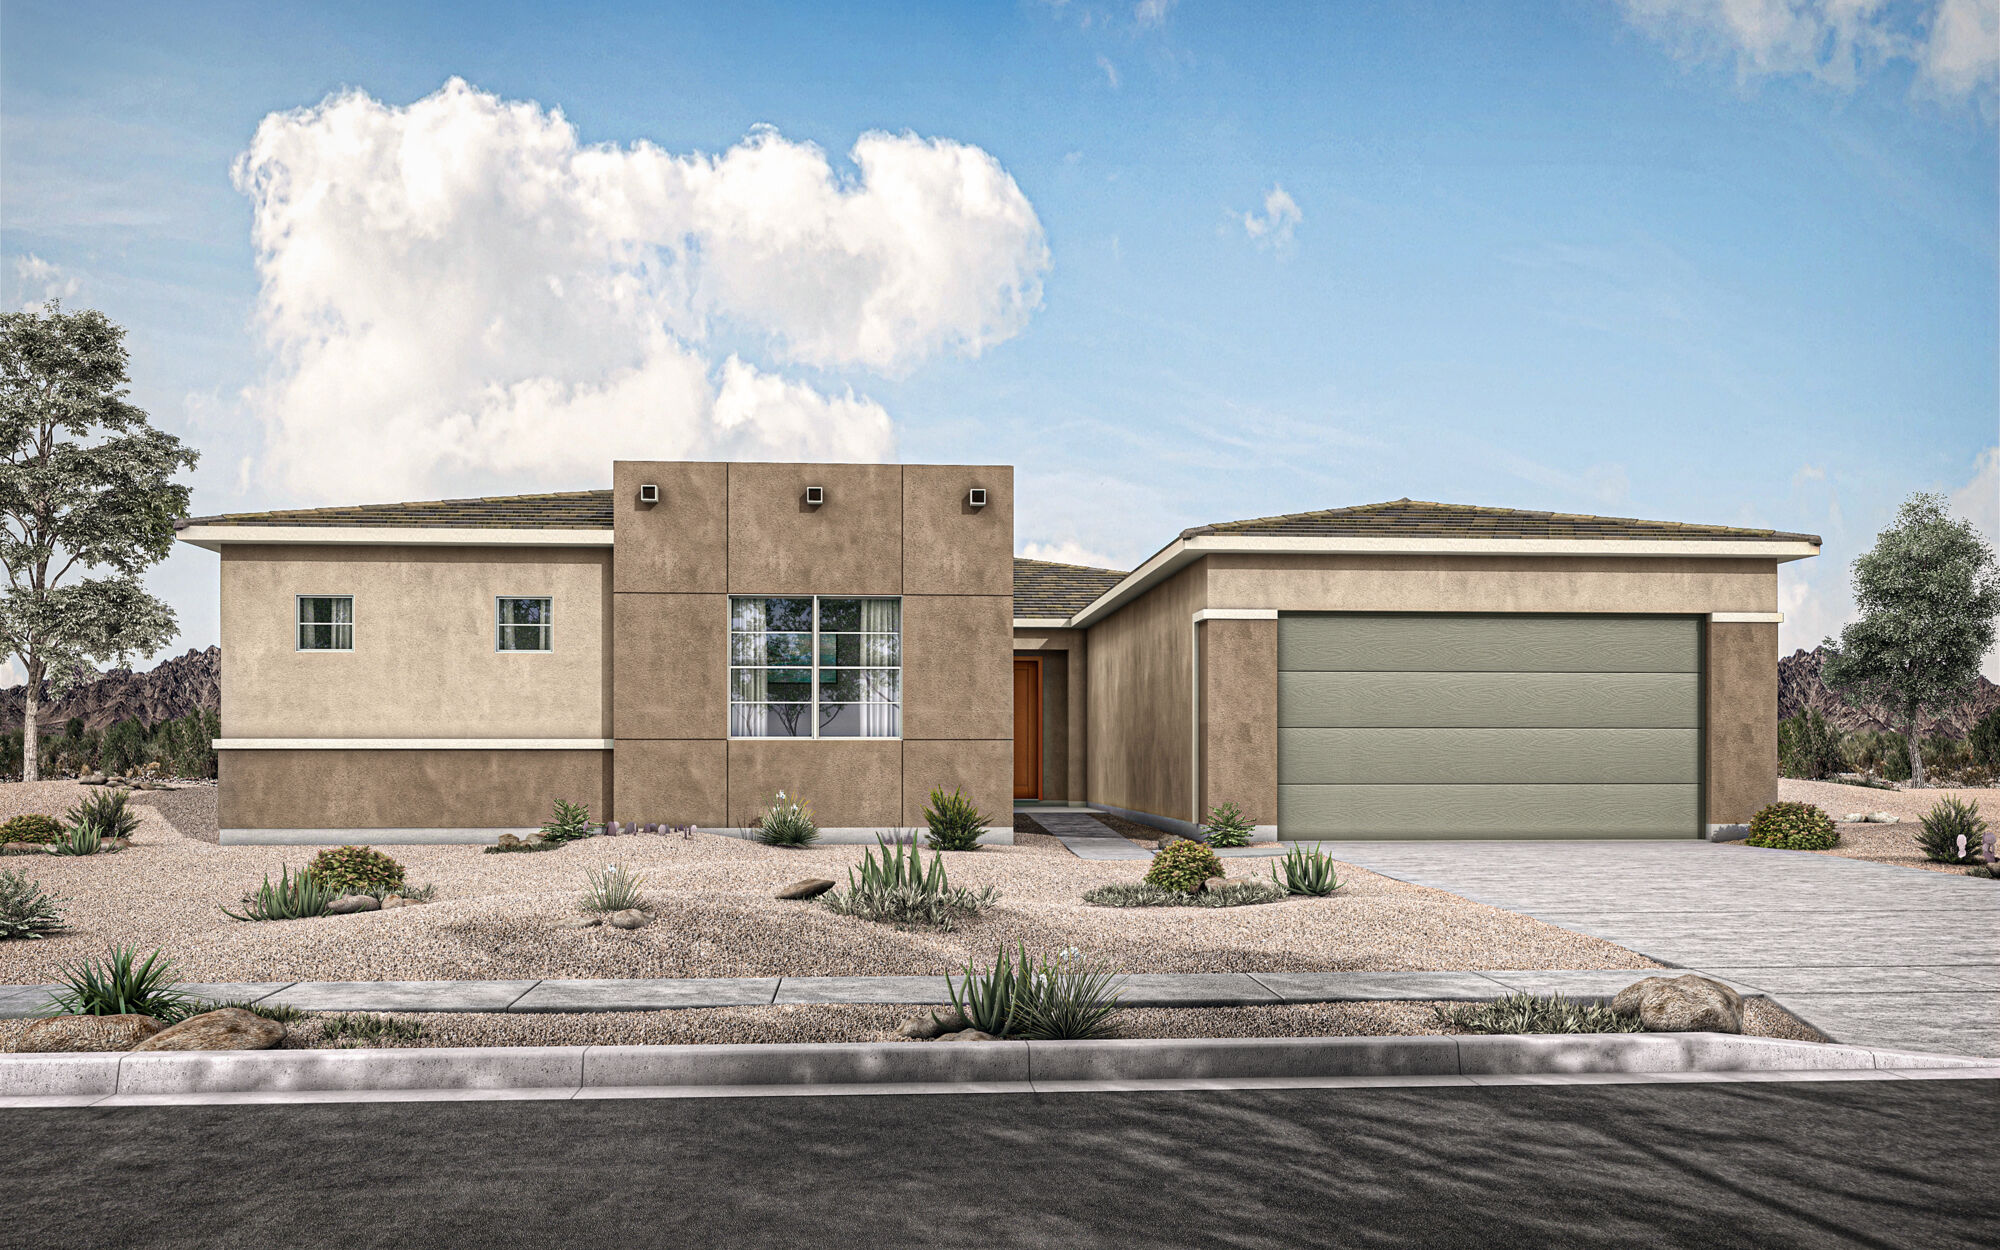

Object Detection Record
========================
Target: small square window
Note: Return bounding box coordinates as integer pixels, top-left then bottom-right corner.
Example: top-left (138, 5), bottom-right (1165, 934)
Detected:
top-left (497, 597), bottom-right (553, 651)
top-left (297, 596), bottom-right (353, 651)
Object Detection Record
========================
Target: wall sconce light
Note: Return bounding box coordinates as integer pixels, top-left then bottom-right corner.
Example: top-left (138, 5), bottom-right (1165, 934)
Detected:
top-left (805, 485), bottom-right (825, 507)
top-left (638, 484), bottom-right (659, 504)
top-left (967, 488), bottom-right (987, 508)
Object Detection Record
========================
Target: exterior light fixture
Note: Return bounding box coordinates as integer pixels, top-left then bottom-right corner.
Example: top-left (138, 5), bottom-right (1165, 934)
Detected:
top-left (805, 485), bottom-right (825, 507)
top-left (967, 488), bottom-right (987, 509)
top-left (638, 484), bottom-right (659, 504)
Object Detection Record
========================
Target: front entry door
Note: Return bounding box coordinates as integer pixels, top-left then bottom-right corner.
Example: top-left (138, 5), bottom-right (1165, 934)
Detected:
top-left (1013, 658), bottom-right (1042, 800)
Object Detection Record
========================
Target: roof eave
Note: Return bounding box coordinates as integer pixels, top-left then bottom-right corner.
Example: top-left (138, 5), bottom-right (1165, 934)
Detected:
top-left (175, 524), bottom-right (615, 552)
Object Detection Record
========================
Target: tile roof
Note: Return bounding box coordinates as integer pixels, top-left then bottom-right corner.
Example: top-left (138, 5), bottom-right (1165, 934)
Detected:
top-left (1013, 557), bottom-right (1128, 619)
top-left (182, 490), bottom-right (616, 530)
top-left (1185, 498), bottom-right (1820, 544)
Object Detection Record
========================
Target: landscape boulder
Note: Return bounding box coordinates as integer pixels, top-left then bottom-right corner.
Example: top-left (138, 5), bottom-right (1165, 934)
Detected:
top-left (328, 894), bottom-right (381, 914)
top-left (1840, 813), bottom-right (1867, 823)
top-left (776, 878), bottom-right (836, 901)
top-left (897, 1008), bottom-right (972, 1040)
top-left (1865, 812), bottom-right (1900, 824)
top-left (0, 843), bottom-right (46, 856)
top-left (936, 1029), bottom-right (998, 1042)
top-left (12, 1014), bottom-right (165, 1053)
top-left (132, 1008), bottom-right (285, 1052)
top-left (605, 909), bottom-right (650, 930)
top-left (1612, 975), bottom-right (1743, 1034)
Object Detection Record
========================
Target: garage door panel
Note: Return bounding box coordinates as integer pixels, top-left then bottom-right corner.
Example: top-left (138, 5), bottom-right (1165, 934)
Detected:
top-left (1279, 783), bottom-right (1702, 838)
top-left (1278, 728), bottom-right (1699, 785)
top-left (1278, 671), bottom-right (1700, 729)
top-left (1278, 615), bottom-right (1699, 674)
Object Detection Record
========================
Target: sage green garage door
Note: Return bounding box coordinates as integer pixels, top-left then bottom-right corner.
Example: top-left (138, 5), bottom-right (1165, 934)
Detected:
top-left (1277, 615), bottom-right (1701, 839)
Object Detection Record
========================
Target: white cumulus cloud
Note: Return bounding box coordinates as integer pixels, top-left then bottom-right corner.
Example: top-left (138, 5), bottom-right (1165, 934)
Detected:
top-left (1018, 539), bottom-right (1126, 570)
top-left (232, 79), bottom-right (1048, 502)
top-left (12, 254), bottom-right (80, 309)
top-left (1242, 184), bottom-right (1303, 248)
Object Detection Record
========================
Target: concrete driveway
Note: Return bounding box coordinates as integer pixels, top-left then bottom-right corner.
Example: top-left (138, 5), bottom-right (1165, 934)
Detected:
top-left (1319, 840), bottom-right (2000, 1058)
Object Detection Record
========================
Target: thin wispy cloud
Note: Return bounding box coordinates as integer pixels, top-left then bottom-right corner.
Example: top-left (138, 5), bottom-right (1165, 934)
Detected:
top-left (1242, 184), bottom-right (1302, 248)
top-left (1097, 54), bottom-right (1121, 88)
top-left (1134, 0), bottom-right (1177, 30)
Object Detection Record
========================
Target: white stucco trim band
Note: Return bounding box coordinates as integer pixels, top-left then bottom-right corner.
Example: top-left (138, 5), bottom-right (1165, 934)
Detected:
top-left (177, 525), bottom-right (614, 551)
top-left (1011, 618), bottom-right (1071, 630)
top-left (213, 739), bottom-right (615, 750)
top-left (1709, 612), bottom-right (1784, 623)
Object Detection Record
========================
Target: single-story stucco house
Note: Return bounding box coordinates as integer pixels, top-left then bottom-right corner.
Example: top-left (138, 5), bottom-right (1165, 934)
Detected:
top-left (176, 460), bottom-right (1819, 846)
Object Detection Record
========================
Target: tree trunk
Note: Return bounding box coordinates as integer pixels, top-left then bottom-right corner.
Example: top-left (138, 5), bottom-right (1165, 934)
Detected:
top-left (1906, 708), bottom-right (1927, 788)
top-left (20, 660), bottom-right (39, 782)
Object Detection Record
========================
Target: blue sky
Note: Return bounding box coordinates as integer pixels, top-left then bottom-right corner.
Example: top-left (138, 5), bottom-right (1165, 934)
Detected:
top-left (3, 0), bottom-right (1996, 674)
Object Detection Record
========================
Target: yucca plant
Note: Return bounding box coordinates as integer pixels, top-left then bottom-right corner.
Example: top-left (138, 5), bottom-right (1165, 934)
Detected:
top-left (578, 862), bottom-right (650, 914)
top-left (946, 942), bottom-right (1124, 1040)
top-left (1200, 801), bottom-right (1255, 849)
top-left (50, 822), bottom-right (103, 856)
top-left (753, 791), bottom-right (819, 847)
top-left (64, 790), bottom-right (140, 842)
top-left (221, 865), bottom-right (336, 921)
top-left (42, 945), bottom-right (197, 1022)
top-left (1272, 845), bottom-right (1344, 896)
top-left (923, 787), bottom-right (989, 852)
top-left (539, 799), bottom-right (599, 845)
top-left (1914, 797), bottom-right (1988, 864)
top-left (0, 867), bottom-right (66, 939)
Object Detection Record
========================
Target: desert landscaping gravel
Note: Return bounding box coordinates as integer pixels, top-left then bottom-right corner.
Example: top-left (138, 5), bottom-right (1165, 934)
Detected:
top-left (0, 782), bottom-right (1661, 985)
top-left (1776, 779), bottom-right (1997, 875)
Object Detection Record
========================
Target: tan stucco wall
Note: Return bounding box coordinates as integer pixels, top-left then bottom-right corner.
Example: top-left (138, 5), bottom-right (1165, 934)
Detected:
top-left (1198, 617), bottom-right (1278, 826)
top-left (1204, 554), bottom-right (1778, 615)
top-left (220, 749), bottom-right (609, 829)
top-left (1014, 628), bottom-right (1089, 803)
top-left (219, 544), bottom-right (611, 739)
top-left (1039, 650), bottom-right (1069, 800)
top-left (1705, 620), bottom-right (1779, 825)
top-left (610, 461), bottom-right (1011, 829)
top-left (1084, 563), bottom-right (1208, 823)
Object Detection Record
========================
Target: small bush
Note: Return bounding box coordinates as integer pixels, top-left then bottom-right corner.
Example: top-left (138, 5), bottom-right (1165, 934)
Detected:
top-left (539, 799), bottom-right (598, 845)
top-left (752, 791), bottom-right (818, 847)
top-left (1434, 992), bottom-right (1644, 1035)
top-left (1972, 709), bottom-right (2000, 770)
top-left (0, 867), bottom-right (65, 939)
top-left (1272, 846), bottom-right (1343, 896)
top-left (1745, 801), bottom-right (1839, 851)
top-left (1, 814), bottom-right (65, 845)
top-left (318, 1013), bottom-right (425, 1046)
top-left (1200, 802), bottom-right (1255, 849)
top-left (922, 787), bottom-right (988, 852)
top-left (306, 846), bottom-right (406, 894)
top-left (947, 942), bottom-right (1123, 1040)
top-left (221, 866), bottom-right (336, 921)
top-left (1778, 710), bottom-right (1847, 780)
top-left (578, 863), bottom-right (650, 914)
top-left (64, 790), bottom-right (140, 842)
top-left (43, 945), bottom-right (197, 1023)
top-left (1914, 798), bottom-right (1989, 864)
top-left (1082, 879), bottom-right (1287, 908)
top-left (1144, 839), bottom-right (1224, 893)
top-left (824, 836), bottom-right (996, 929)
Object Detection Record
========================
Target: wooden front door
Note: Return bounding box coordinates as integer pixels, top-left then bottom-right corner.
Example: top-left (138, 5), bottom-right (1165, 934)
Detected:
top-left (1013, 657), bottom-right (1042, 800)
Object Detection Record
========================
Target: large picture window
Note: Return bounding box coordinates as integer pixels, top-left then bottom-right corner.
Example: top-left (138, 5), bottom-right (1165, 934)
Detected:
top-left (729, 597), bottom-right (900, 738)
top-left (297, 595), bottom-right (353, 651)
top-left (496, 597), bottom-right (553, 651)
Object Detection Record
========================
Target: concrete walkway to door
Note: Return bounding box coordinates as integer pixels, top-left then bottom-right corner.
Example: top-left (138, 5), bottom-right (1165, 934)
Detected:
top-left (1319, 840), bottom-right (2000, 1057)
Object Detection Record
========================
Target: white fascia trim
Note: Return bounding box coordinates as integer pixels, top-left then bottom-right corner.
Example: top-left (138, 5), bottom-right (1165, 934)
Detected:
top-left (1710, 612), bottom-right (1784, 623)
top-left (214, 738), bottom-right (614, 750)
top-left (177, 525), bottom-right (614, 551)
top-left (1012, 618), bottom-right (1072, 630)
top-left (1192, 608), bottom-right (1278, 622)
top-left (1066, 534), bottom-right (1820, 629)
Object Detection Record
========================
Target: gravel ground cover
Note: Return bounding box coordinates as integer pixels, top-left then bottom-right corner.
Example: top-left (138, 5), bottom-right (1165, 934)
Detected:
top-left (0, 782), bottom-right (1660, 984)
top-left (0, 997), bottom-right (1825, 1050)
top-left (1775, 779), bottom-right (1997, 874)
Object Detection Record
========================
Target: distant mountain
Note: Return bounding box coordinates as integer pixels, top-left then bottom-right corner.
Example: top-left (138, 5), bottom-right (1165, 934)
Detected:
top-left (0, 646), bottom-right (220, 733)
top-left (1779, 646), bottom-right (2000, 738)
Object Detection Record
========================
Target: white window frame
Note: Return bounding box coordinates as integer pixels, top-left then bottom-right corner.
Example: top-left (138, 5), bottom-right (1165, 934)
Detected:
top-left (495, 595), bottom-right (554, 653)
top-left (727, 595), bottom-right (902, 740)
top-left (295, 594), bottom-right (354, 652)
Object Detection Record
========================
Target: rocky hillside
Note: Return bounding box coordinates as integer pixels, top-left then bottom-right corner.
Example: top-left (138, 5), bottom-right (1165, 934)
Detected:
top-left (1779, 645), bottom-right (2000, 737)
top-left (0, 645), bottom-right (220, 732)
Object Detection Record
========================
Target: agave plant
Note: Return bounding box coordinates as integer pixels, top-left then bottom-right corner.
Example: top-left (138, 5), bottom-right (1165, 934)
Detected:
top-left (0, 867), bottom-right (66, 940)
top-left (221, 865), bottom-right (336, 921)
top-left (1272, 845), bottom-right (1343, 897)
top-left (946, 942), bottom-right (1123, 1040)
top-left (824, 836), bottom-right (996, 930)
top-left (50, 822), bottom-right (103, 857)
top-left (42, 945), bottom-right (197, 1022)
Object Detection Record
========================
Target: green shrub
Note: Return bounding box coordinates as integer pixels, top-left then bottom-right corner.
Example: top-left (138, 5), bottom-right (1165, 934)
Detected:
top-left (1972, 709), bottom-right (2000, 770)
top-left (221, 865), bottom-right (336, 921)
top-left (305, 845), bottom-right (406, 894)
top-left (922, 787), bottom-right (988, 852)
top-left (0, 867), bottom-right (65, 939)
top-left (1914, 797), bottom-right (1989, 864)
top-left (578, 863), bottom-right (650, 914)
top-left (946, 942), bottom-right (1123, 1040)
top-left (1082, 879), bottom-right (1287, 908)
top-left (1434, 992), bottom-right (1644, 1035)
top-left (752, 791), bottom-right (818, 847)
top-left (42, 945), bottom-right (197, 1023)
top-left (1778, 710), bottom-right (1847, 780)
top-left (1144, 839), bottom-right (1223, 893)
top-left (1272, 845), bottom-right (1344, 896)
top-left (539, 799), bottom-right (598, 845)
top-left (65, 789), bottom-right (140, 842)
top-left (1, 814), bottom-right (65, 845)
top-left (824, 836), bottom-right (997, 929)
top-left (1745, 801), bottom-right (1840, 851)
top-left (1200, 802), bottom-right (1255, 848)
top-left (50, 822), bottom-right (103, 856)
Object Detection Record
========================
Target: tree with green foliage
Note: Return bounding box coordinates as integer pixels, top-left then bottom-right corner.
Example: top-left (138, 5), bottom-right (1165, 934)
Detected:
top-left (0, 302), bottom-right (198, 780)
top-left (1821, 493), bottom-right (2000, 787)
top-left (1777, 708), bottom-right (1845, 780)
top-left (1972, 708), bottom-right (2000, 771)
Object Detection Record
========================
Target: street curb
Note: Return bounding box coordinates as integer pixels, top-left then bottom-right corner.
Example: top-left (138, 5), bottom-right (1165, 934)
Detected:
top-left (2, 1033), bottom-right (1989, 1104)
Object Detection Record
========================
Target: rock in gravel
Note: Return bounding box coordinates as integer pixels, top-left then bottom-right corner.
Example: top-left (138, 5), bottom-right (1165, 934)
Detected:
top-left (495, 833), bottom-right (524, 849)
top-left (936, 1029), bottom-right (998, 1042)
top-left (776, 878), bottom-right (836, 900)
top-left (132, 1008), bottom-right (286, 1052)
top-left (1841, 813), bottom-right (1867, 823)
top-left (565, 915), bottom-right (602, 928)
top-left (606, 908), bottom-right (650, 930)
top-left (328, 894), bottom-right (381, 914)
top-left (1612, 975), bottom-right (1743, 1034)
top-left (897, 1008), bottom-right (972, 1039)
top-left (0, 842), bottom-right (47, 855)
top-left (1866, 812), bottom-right (1900, 824)
top-left (13, 1014), bottom-right (165, 1052)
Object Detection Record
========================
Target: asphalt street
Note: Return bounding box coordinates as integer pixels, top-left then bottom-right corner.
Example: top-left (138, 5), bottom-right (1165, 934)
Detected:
top-left (6, 1080), bottom-right (1994, 1249)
